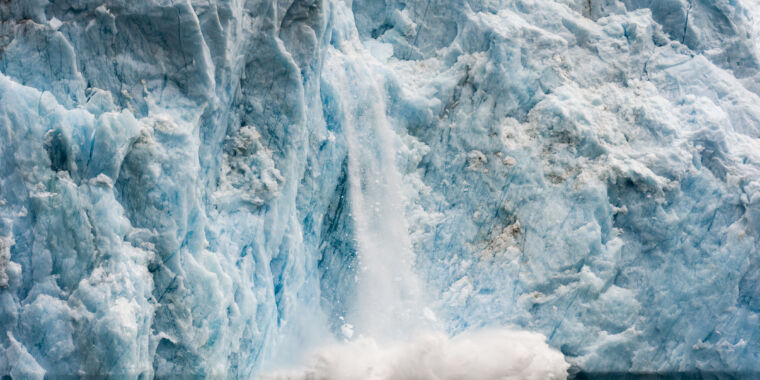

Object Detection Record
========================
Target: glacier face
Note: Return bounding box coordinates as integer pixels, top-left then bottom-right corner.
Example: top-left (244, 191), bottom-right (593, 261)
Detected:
top-left (1, 0), bottom-right (760, 377)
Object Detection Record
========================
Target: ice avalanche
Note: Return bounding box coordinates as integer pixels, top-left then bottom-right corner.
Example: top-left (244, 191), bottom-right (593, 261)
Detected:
top-left (1, 0), bottom-right (760, 378)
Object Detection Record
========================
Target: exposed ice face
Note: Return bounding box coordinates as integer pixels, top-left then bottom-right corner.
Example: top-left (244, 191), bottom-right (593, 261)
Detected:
top-left (355, 0), bottom-right (760, 373)
top-left (1, 0), bottom-right (760, 378)
top-left (0, 0), bottom-right (333, 376)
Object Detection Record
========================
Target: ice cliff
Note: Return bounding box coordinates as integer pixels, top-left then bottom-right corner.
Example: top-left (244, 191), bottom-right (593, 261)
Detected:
top-left (1, 0), bottom-right (760, 378)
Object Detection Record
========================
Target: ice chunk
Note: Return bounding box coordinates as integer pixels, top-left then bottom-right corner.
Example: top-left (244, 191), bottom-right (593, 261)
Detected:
top-left (48, 17), bottom-right (62, 30)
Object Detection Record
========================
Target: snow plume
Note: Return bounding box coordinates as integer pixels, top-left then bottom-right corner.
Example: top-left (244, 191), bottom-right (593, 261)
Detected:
top-left (261, 329), bottom-right (568, 380)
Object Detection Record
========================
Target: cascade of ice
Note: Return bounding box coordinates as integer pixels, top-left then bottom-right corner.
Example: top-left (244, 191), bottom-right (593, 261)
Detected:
top-left (259, 4), bottom-right (569, 379)
top-left (324, 42), bottom-right (426, 340)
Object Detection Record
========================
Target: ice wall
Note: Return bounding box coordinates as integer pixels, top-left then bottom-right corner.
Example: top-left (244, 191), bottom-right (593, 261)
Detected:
top-left (354, 0), bottom-right (760, 373)
top-left (1, 0), bottom-right (760, 377)
top-left (0, 0), bottom-right (338, 376)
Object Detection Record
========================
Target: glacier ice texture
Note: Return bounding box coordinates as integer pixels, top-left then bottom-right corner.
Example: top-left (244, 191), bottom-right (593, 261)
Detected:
top-left (1, 0), bottom-right (760, 378)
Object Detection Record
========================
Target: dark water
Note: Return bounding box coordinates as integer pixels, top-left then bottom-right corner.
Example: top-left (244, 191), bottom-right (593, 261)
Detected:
top-left (570, 372), bottom-right (758, 380)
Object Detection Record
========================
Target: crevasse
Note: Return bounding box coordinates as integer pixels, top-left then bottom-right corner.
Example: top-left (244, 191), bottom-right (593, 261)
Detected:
top-left (1, 0), bottom-right (760, 378)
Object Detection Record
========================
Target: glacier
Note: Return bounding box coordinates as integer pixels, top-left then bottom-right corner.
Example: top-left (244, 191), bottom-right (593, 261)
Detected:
top-left (1, 0), bottom-right (760, 378)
